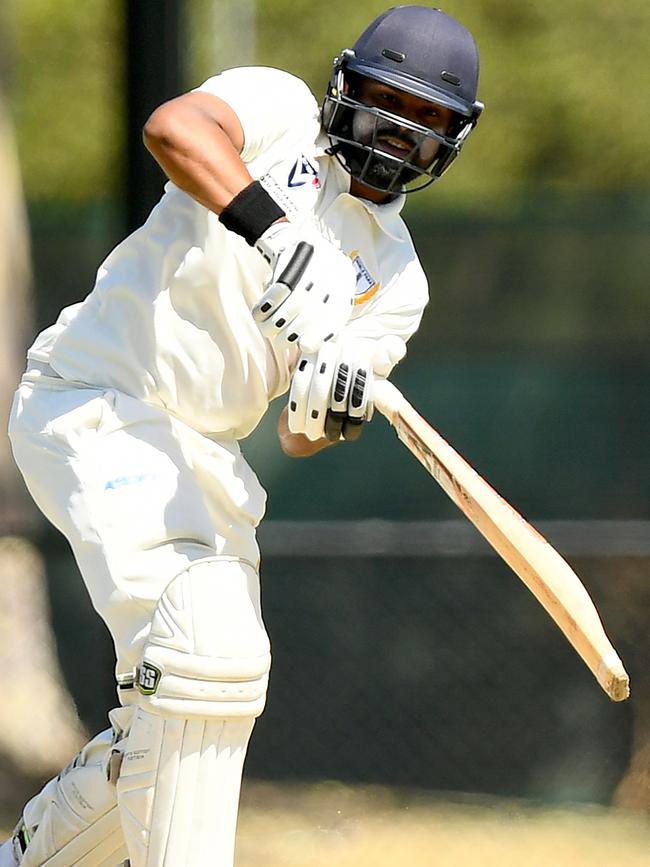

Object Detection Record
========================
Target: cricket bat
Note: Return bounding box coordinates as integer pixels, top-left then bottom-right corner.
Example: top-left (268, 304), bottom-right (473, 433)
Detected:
top-left (373, 379), bottom-right (630, 702)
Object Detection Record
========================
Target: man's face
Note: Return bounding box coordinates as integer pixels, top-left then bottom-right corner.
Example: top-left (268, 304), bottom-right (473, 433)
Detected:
top-left (348, 77), bottom-right (456, 191)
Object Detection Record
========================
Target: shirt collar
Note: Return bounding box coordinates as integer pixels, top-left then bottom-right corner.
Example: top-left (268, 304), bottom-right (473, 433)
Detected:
top-left (316, 137), bottom-right (407, 242)
top-left (356, 192), bottom-right (407, 241)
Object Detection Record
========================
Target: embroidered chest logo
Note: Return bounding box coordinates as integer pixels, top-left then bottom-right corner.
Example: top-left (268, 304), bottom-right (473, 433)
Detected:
top-left (288, 154), bottom-right (321, 189)
top-left (350, 250), bottom-right (381, 305)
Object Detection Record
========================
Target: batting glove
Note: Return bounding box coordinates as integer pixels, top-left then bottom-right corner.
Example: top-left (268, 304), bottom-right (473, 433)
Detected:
top-left (287, 339), bottom-right (376, 442)
top-left (252, 222), bottom-right (356, 354)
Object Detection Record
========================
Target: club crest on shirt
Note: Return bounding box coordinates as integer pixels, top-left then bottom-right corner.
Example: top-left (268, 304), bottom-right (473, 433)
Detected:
top-left (350, 250), bottom-right (380, 305)
top-left (288, 154), bottom-right (321, 189)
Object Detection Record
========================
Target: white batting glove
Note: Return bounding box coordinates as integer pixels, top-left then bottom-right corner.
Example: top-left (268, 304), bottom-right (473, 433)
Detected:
top-left (288, 339), bottom-right (378, 442)
top-left (252, 222), bottom-right (357, 353)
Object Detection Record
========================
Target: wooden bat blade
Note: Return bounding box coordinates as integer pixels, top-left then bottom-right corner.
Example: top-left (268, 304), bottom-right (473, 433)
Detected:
top-left (373, 379), bottom-right (630, 702)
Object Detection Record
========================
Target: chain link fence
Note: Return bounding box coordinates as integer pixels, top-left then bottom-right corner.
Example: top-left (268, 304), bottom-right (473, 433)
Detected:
top-left (0, 524), bottom-right (648, 866)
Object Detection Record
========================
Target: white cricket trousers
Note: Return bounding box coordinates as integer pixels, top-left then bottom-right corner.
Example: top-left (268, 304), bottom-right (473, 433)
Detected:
top-left (8, 370), bottom-right (268, 682)
top-left (8, 370), bottom-right (271, 866)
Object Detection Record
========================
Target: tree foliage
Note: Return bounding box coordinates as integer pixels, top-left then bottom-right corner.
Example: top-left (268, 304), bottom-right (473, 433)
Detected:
top-left (7, 0), bottom-right (650, 205)
top-left (254, 0), bottom-right (650, 209)
top-left (8, 0), bottom-right (122, 201)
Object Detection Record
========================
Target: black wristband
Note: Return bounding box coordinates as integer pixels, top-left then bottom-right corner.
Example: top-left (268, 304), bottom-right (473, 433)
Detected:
top-left (219, 180), bottom-right (286, 246)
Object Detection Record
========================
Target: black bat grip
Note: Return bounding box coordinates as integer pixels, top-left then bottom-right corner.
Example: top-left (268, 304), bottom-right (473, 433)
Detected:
top-left (277, 242), bottom-right (314, 291)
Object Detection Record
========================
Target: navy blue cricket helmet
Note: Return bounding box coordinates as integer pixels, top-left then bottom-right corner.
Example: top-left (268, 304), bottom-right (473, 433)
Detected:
top-left (322, 6), bottom-right (484, 194)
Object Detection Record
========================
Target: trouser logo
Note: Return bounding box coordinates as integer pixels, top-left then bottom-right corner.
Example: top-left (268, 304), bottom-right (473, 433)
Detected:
top-left (137, 662), bottom-right (162, 695)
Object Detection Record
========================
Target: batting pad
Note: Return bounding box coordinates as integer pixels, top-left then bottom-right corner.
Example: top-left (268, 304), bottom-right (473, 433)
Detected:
top-left (117, 709), bottom-right (255, 867)
top-left (116, 557), bottom-right (269, 865)
top-left (15, 713), bottom-right (132, 867)
top-left (37, 808), bottom-right (126, 867)
top-left (139, 557), bottom-right (271, 720)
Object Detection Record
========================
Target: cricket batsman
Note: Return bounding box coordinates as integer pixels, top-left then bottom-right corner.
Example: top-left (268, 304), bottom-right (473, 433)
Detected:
top-left (2, 6), bottom-right (482, 865)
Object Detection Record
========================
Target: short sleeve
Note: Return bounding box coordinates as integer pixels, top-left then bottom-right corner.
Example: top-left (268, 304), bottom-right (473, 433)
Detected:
top-left (345, 258), bottom-right (429, 345)
top-left (194, 67), bottom-right (321, 164)
top-left (341, 258), bottom-right (430, 378)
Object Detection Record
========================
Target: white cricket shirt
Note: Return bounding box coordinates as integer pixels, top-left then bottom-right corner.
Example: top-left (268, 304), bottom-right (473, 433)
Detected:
top-left (28, 67), bottom-right (429, 439)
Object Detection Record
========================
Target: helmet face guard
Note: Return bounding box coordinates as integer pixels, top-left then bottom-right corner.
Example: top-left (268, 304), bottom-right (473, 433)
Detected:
top-left (322, 7), bottom-right (484, 195)
top-left (323, 54), bottom-right (483, 194)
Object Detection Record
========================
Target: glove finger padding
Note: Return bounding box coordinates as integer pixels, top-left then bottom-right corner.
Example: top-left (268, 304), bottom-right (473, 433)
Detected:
top-left (326, 350), bottom-right (373, 442)
top-left (288, 343), bottom-right (339, 441)
top-left (253, 241), bottom-right (314, 343)
top-left (253, 223), bottom-right (356, 351)
top-left (329, 358), bottom-right (370, 419)
top-left (287, 354), bottom-right (314, 434)
top-left (297, 298), bottom-right (352, 355)
top-left (289, 341), bottom-right (374, 443)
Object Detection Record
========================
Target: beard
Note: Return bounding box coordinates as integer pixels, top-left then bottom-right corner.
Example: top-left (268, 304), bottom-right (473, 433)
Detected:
top-left (339, 144), bottom-right (422, 190)
top-left (341, 112), bottom-right (426, 190)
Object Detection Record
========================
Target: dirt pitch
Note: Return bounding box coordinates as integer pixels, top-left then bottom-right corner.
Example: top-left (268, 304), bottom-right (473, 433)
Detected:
top-left (236, 781), bottom-right (650, 867)
top-left (2, 780), bottom-right (648, 866)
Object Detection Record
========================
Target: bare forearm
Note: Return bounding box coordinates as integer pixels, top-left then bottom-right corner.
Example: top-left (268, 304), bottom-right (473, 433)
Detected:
top-left (143, 92), bottom-right (253, 213)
